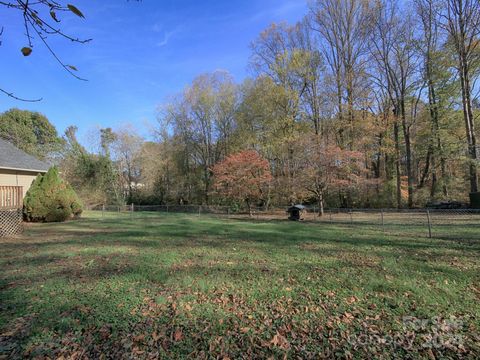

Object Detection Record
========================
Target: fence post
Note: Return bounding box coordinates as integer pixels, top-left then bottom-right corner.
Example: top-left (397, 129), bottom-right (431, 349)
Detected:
top-left (426, 210), bottom-right (432, 238)
top-left (130, 203), bottom-right (134, 219)
top-left (349, 210), bottom-right (353, 225)
top-left (102, 204), bottom-right (105, 219)
top-left (166, 205), bottom-right (169, 213)
top-left (198, 205), bottom-right (201, 217)
top-left (329, 210), bottom-right (333, 222)
top-left (381, 210), bottom-right (385, 233)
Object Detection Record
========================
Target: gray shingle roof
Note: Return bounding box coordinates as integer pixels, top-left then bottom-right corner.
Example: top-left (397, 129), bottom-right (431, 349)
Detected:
top-left (0, 138), bottom-right (50, 172)
top-left (287, 204), bottom-right (306, 211)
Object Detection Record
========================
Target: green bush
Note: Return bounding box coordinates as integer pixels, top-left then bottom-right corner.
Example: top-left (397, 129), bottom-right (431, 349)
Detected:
top-left (23, 167), bottom-right (83, 222)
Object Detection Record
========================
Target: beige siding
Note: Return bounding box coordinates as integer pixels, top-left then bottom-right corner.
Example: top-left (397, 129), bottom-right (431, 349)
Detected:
top-left (0, 169), bottom-right (44, 198)
top-left (0, 171), bottom-right (18, 186)
top-left (17, 174), bottom-right (38, 198)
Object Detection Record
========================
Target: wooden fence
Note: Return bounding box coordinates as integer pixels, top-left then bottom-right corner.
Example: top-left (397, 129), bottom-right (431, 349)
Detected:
top-left (0, 186), bottom-right (23, 236)
top-left (0, 186), bottom-right (23, 209)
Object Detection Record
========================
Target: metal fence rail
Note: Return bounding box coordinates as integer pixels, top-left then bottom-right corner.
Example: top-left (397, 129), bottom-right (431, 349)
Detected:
top-left (315, 208), bottom-right (480, 240)
top-left (86, 204), bottom-right (480, 241)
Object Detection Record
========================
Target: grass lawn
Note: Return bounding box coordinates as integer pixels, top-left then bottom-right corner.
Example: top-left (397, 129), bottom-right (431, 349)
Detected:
top-left (1, 211), bottom-right (479, 359)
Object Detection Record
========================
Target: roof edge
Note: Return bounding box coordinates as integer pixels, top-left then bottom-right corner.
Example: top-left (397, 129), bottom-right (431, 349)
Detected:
top-left (0, 166), bottom-right (49, 173)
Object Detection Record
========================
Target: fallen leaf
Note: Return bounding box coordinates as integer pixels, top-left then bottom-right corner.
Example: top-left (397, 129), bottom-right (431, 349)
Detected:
top-left (133, 334), bottom-right (145, 343)
top-left (152, 331), bottom-right (161, 342)
top-left (173, 328), bottom-right (183, 342)
top-left (271, 332), bottom-right (290, 350)
top-left (346, 296), bottom-right (358, 305)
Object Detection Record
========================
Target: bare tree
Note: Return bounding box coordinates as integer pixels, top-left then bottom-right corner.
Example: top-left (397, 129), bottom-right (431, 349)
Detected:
top-left (309, 0), bottom-right (371, 149)
top-left (250, 23), bottom-right (307, 203)
top-left (415, 0), bottom-right (449, 197)
top-left (290, 19), bottom-right (327, 136)
top-left (441, 0), bottom-right (480, 193)
top-left (369, 0), bottom-right (420, 208)
top-left (162, 71), bottom-right (239, 204)
top-left (112, 127), bottom-right (144, 201)
top-left (250, 22), bottom-right (303, 125)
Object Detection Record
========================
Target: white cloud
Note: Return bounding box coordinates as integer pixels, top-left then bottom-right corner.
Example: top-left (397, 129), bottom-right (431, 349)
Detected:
top-left (155, 25), bottom-right (185, 47)
top-left (156, 31), bottom-right (174, 47)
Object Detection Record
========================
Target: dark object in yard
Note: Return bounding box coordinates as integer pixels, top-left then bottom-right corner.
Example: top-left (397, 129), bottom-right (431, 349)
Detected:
top-left (287, 204), bottom-right (306, 221)
top-left (470, 192), bottom-right (480, 209)
top-left (426, 200), bottom-right (468, 209)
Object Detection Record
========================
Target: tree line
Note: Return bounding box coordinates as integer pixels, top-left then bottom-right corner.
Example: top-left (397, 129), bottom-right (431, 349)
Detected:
top-left (2, 0), bottom-right (479, 210)
top-left (156, 0), bottom-right (480, 209)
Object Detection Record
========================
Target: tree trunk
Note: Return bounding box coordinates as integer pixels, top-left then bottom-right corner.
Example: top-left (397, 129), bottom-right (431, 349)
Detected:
top-left (426, 50), bottom-right (448, 198)
top-left (430, 158), bottom-right (438, 198)
top-left (459, 58), bottom-right (478, 193)
top-left (203, 167), bottom-right (210, 205)
top-left (246, 198), bottom-right (252, 217)
top-left (318, 193), bottom-right (324, 217)
top-left (336, 74), bottom-right (345, 147)
top-left (394, 121), bottom-right (402, 209)
top-left (400, 100), bottom-right (414, 208)
top-left (419, 147), bottom-right (432, 189)
top-left (346, 75), bottom-right (355, 151)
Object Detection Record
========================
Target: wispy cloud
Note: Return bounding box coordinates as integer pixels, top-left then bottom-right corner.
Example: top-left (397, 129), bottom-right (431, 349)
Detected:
top-left (154, 24), bottom-right (185, 47)
top-left (156, 31), bottom-right (175, 47)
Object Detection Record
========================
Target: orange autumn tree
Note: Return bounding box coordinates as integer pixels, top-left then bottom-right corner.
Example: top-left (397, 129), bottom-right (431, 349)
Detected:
top-left (301, 136), bottom-right (367, 216)
top-left (212, 150), bottom-right (272, 215)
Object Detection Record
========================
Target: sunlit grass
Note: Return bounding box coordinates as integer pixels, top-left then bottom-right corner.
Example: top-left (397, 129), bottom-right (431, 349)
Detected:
top-left (1, 211), bottom-right (479, 358)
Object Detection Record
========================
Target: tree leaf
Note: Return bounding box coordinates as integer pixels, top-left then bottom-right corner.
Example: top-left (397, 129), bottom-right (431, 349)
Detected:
top-left (50, 11), bottom-right (60, 22)
top-left (67, 4), bottom-right (85, 18)
top-left (21, 47), bottom-right (32, 56)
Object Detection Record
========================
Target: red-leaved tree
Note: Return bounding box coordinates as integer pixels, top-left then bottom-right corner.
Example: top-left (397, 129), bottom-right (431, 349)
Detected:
top-left (300, 136), bottom-right (367, 216)
top-left (212, 150), bottom-right (272, 215)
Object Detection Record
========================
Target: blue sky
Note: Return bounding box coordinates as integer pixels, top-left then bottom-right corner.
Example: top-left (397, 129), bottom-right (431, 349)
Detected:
top-left (0, 0), bottom-right (308, 144)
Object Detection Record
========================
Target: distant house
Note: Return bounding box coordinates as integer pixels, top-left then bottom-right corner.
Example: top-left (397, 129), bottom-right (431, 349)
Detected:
top-left (0, 138), bottom-right (50, 199)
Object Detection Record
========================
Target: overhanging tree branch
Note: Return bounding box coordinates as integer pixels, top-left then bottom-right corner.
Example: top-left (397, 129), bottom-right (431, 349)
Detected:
top-left (0, 87), bottom-right (42, 102)
top-left (0, 1), bottom-right (91, 100)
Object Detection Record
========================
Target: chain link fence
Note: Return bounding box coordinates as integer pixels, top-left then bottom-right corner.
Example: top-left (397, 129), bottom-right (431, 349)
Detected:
top-left (311, 208), bottom-right (480, 241)
top-left (86, 204), bottom-right (480, 241)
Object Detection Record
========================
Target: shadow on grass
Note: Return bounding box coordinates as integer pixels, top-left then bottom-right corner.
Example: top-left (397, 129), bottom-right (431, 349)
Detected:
top-left (1, 213), bottom-right (479, 359)
top-left (9, 216), bottom-right (479, 256)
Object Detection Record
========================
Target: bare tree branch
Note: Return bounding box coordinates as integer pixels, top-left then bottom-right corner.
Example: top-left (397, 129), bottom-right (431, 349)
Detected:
top-left (0, 87), bottom-right (42, 102)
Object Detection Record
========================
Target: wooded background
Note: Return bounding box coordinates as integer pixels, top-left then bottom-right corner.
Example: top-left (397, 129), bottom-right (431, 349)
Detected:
top-left (1, 0), bottom-right (479, 210)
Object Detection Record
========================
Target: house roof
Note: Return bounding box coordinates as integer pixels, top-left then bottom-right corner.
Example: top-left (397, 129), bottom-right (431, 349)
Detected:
top-left (287, 204), bottom-right (307, 211)
top-left (0, 138), bottom-right (50, 173)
